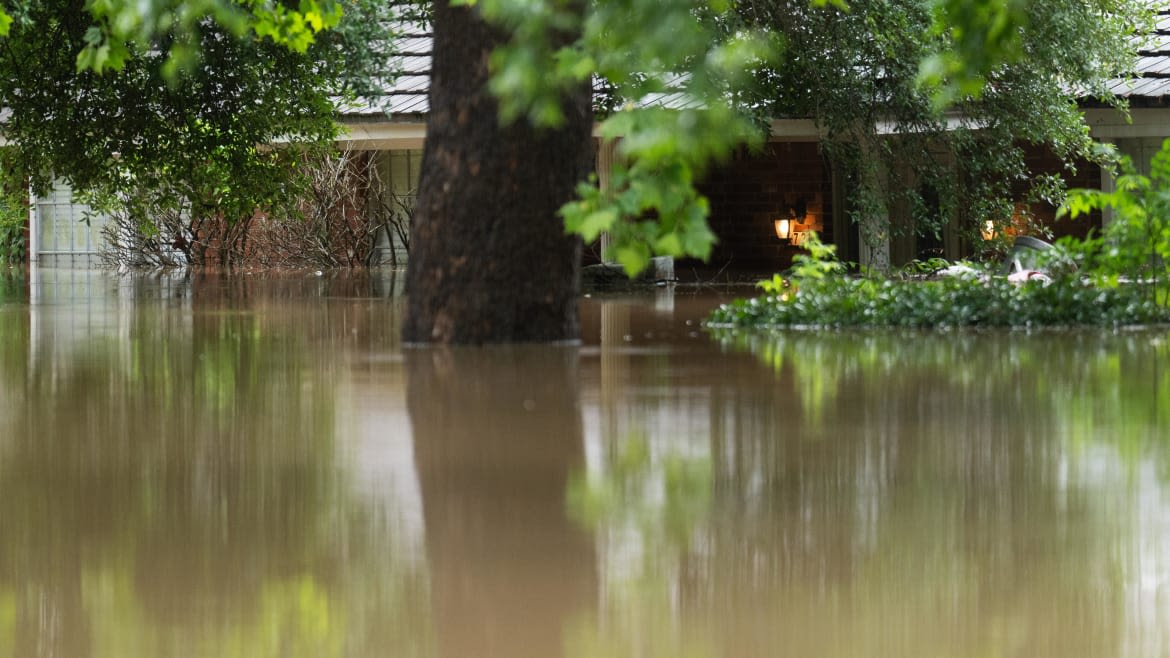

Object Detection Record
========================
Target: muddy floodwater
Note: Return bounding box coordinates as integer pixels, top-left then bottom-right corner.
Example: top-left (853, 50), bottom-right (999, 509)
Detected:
top-left (1, 268), bottom-right (1169, 658)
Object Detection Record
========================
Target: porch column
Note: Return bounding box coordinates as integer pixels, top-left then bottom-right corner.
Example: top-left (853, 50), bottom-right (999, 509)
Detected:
top-left (857, 156), bottom-right (890, 272)
top-left (830, 160), bottom-right (850, 262)
top-left (1099, 139), bottom-right (1116, 228)
top-left (596, 138), bottom-right (617, 262)
top-left (27, 185), bottom-right (38, 264)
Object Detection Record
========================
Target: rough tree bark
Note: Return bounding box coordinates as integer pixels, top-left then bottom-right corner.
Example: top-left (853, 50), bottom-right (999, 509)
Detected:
top-left (402, 0), bottom-right (592, 344)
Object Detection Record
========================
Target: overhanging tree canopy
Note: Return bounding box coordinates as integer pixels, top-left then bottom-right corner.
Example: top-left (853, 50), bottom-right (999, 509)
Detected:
top-left (0, 0), bottom-right (397, 245)
top-left (730, 0), bottom-right (1150, 251)
top-left (0, 0), bottom-right (1151, 342)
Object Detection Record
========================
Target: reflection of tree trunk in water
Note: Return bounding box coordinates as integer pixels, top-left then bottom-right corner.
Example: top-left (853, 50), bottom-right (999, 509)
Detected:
top-left (407, 346), bottom-right (596, 658)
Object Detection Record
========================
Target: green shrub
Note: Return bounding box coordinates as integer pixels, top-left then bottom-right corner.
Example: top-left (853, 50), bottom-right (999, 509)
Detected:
top-left (720, 273), bottom-right (1170, 327)
top-left (1061, 138), bottom-right (1170, 290)
top-left (0, 196), bottom-right (25, 265)
top-left (709, 275), bottom-right (1168, 329)
top-left (709, 232), bottom-right (1170, 329)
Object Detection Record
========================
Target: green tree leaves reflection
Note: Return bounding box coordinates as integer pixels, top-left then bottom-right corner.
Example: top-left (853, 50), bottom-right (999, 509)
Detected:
top-left (2, 284), bottom-right (1168, 656)
top-left (716, 329), bottom-right (1170, 449)
top-left (571, 297), bottom-right (1165, 657)
top-left (566, 434), bottom-right (716, 658)
top-left (0, 275), bottom-right (427, 658)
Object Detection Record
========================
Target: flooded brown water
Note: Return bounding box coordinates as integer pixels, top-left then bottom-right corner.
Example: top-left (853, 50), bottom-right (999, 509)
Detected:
top-left (0, 268), bottom-right (1169, 658)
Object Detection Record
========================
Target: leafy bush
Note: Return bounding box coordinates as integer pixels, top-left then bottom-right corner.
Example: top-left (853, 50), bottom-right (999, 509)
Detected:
top-left (0, 195), bottom-right (26, 265)
top-left (709, 233), bottom-right (1170, 329)
top-left (1059, 138), bottom-right (1170, 292)
top-left (710, 276), bottom-right (1168, 329)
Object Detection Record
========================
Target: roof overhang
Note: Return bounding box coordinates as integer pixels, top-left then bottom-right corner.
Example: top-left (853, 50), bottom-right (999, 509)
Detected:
top-left (1084, 106), bottom-right (1170, 139)
top-left (768, 119), bottom-right (822, 141)
top-left (336, 117), bottom-right (427, 150)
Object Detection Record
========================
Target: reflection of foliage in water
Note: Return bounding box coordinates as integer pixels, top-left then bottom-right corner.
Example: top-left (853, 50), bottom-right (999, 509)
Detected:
top-left (0, 592), bottom-right (12, 657)
top-left (0, 271), bottom-right (23, 302)
top-left (0, 288), bottom-right (429, 658)
top-left (711, 327), bottom-right (1170, 465)
top-left (569, 434), bottom-right (711, 543)
top-left (568, 326), bottom-right (1161, 657)
top-left (702, 326), bottom-right (1166, 656)
top-left (567, 433), bottom-right (715, 658)
top-left (80, 571), bottom-right (354, 658)
top-left (0, 272), bottom-right (27, 411)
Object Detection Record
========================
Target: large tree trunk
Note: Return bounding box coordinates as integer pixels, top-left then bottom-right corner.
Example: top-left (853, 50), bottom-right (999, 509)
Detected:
top-left (403, 0), bottom-right (592, 344)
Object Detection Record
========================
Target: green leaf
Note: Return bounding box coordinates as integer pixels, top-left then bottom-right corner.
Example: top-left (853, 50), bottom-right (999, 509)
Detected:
top-left (575, 208), bottom-right (617, 242)
top-left (615, 243), bottom-right (651, 277)
top-left (654, 232), bottom-right (683, 256)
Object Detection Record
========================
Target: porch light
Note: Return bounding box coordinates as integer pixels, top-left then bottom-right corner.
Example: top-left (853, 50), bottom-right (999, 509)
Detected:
top-left (776, 200), bottom-right (810, 243)
top-left (774, 218), bottom-right (791, 241)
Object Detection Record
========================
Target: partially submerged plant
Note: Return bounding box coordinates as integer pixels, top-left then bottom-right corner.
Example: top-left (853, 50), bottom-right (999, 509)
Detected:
top-left (710, 231), bottom-right (1170, 329)
top-left (1059, 138), bottom-right (1170, 303)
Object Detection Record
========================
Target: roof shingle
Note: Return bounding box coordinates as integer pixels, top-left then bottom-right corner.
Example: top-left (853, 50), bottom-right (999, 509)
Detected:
top-left (346, 5), bottom-right (1170, 120)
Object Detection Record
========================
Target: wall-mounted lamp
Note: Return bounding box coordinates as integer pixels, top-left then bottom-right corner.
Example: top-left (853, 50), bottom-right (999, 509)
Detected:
top-left (774, 217), bottom-right (791, 241)
top-left (774, 200), bottom-right (808, 244)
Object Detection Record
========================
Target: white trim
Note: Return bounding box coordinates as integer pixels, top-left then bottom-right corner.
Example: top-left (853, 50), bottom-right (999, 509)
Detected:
top-left (337, 117), bottom-right (829, 144)
top-left (16, 107), bottom-right (1170, 156)
top-left (769, 119), bottom-right (822, 141)
top-left (875, 115), bottom-right (986, 135)
top-left (765, 115), bottom-right (986, 141)
top-left (336, 120), bottom-right (427, 150)
top-left (1084, 107), bottom-right (1170, 139)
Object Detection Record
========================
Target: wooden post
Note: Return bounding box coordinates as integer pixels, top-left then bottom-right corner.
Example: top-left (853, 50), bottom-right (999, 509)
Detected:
top-left (596, 138), bottom-right (617, 263)
top-left (857, 152), bottom-right (891, 273)
top-left (1100, 139), bottom-right (1117, 228)
top-left (27, 184), bottom-right (38, 264)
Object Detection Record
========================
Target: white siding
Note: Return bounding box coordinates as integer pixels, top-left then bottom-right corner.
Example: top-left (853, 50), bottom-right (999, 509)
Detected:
top-left (32, 184), bottom-right (110, 266)
top-left (375, 149), bottom-right (422, 267)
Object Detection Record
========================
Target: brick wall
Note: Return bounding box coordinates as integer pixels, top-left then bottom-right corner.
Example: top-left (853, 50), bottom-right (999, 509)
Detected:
top-left (592, 140), bottom-right (1099, 276)
top-left (1019, 146), bottom-right (1102, 241)
top-left (693, 141), bottom-right (833, 274)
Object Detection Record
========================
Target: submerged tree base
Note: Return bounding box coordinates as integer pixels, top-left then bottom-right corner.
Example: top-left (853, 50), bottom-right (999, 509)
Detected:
top-left (708, 276), bottom-right (1170, 329)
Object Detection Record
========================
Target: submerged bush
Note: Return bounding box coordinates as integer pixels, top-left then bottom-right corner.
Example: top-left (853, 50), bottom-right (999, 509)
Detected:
top-left (708, 233), bottom-right (1170, 329)
top-left (708, 275), bottom-right (1169, 329)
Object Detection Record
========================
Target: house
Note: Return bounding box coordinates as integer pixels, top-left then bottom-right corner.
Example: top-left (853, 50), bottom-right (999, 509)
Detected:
top-left (23, 9), bottom-right (1170, 273)
top-left (691, 6), bottom-right (1170, 275)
